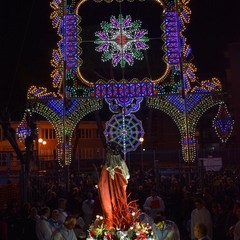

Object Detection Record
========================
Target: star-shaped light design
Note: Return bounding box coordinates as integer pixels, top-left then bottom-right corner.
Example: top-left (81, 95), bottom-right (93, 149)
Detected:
top-left (212, 103), bottom-right (234, 143)
top-left (94, 14), bottom-right (149, 68)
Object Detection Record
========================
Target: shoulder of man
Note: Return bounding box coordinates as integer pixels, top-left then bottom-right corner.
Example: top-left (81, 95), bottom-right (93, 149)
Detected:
top-left (51, 228), bottom-right (63, 239)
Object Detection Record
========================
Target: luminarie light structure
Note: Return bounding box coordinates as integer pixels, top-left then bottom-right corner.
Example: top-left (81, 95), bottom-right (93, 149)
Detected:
top-left (21, 0), bottom-right (235, 235)
top-left (24, 0), bottom-right (233, 167)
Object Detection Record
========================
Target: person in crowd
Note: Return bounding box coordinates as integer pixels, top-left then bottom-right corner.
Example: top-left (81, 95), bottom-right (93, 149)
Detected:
top-left (6, 201), bottom-right (23, 240)
top-left (35, 207), bottom-right (52, 240)
top-left (226, 200), bottom-right (240, 240)
top-left (49, 209), bottom-right (63, 233)
top-left (211, 201), bottom-right (227, 240)
top-left (191, 198), bottom-right (212, 240)
top-left (228, 207), bottom-right (240, 240)
top-left (71, 209), bottom-right (86, 239)
top-left (151, 211), bottom-right (180, 240)
top-left (58, 198), bottom-right (68, 223)
top-left (20, 202), bottom-right (32, 222)
top-left (225, 177), bottom-right (240, 202)
top-left (23, 207), bottom-right (39, 240)
top-left (51, 215), bottom-right (77, 240)
top-left (181, 191), bottom-right (195, 239)
top-left (168, 177), bottom-right (184, 231)
top-left (0, 210), bottom-right (8, 240)
top-left (135, 185), bottom-right (148, 211)
top-left (46, 190), bottom-right (58, 212)
top-left (81, 191), bottom-right (95, 229)
top-left (139, 211), bottom-right (154, 226)
top-left (194, 223), bottom-right (211, 240)
top-left (202, 188), bottom-right (214, 214)
top-left (67, 187), bottom-right (82, 214)
top-left (143, 188), bottom-right (165, 219)
top-left (92, 192), bottom-right (103, 221)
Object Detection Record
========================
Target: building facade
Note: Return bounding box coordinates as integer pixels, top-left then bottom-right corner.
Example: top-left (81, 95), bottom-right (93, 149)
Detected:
top-left (0, 120), bottom-right (105, 177)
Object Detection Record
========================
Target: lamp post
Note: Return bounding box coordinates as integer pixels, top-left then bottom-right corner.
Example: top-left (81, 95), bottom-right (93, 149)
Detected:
top-left (139, 137), bottom-right (144, 171)
top-left (38, 138), bottom-right (47, 171)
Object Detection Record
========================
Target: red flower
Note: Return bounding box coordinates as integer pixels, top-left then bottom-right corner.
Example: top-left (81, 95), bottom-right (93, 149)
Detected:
top-left (90, 230), bottom-right (95, 237)
top-left (106, 233), bottom-right (113, 240)
top-left (136, 231), bottom-right (147, 239)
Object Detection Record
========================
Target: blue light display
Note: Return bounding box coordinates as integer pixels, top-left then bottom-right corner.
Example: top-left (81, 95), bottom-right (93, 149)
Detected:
top-left (165, 11), bottom-right (180, 65)
top-left (213, 104), bottom-right (234, 143)
top-left (95, 81), bottom-right (154, 98)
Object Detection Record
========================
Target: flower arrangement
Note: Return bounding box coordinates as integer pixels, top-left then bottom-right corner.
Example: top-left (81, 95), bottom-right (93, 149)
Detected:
top-left (87, 215), bottom-right (153, 240)
top-left (87, 215), bottom-right (108, 239)
top-left (127, 222), bottom-right (153, 239)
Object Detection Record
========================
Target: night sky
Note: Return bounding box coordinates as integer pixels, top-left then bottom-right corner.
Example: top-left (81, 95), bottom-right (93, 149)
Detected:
top-left (0, 0), bottom-right (240, 118)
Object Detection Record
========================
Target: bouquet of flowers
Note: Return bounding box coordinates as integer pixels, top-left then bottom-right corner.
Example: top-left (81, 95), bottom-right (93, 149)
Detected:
top-left (127, 222), bottom-right (153, 240)
top-left (87, 216), bottom-right (109, 239)
top-left (87, 215), bottom-right (153, 240)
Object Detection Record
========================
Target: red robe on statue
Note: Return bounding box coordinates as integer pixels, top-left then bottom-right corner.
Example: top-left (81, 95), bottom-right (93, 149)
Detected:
top-left (98, 152), bottom-right (131, 230)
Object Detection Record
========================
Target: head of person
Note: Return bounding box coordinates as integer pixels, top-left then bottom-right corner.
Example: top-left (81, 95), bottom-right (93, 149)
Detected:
top-left (153, 212), bottom-right (166, 231)
top-left (51, 191), bottom-right (57, 199)
top-left (235, 207), bottom-right (240, 220)
top-left (41, 207), bottom-right (51, 218)
top-left (51, 209), bottom-right (60, 221)
top-left (227, 177), bottom-right (234, 185)
top-left (151, 189), bottom-right (158, 197)
top-left (58, 198), bottom-right (66, 209)
top-left (194, 198), bottom-right (204, 210)
top-left (72, 187), bottom-right (79, 195)
top-left (71, 209), bottom-right (80, 219)
top-left (194, 223), bottom-right (208, 239)
top-left (233, 200), bottom-right (240, 214)
top-left (64, 215), bottom-right (77, 230)
top-left (29, 207), bottom-right (38, 218)
top-left (153, 211), bottom-right (166, 225)
top-left (87, 192), bottom-right (93, 200)
top-left (107, 141), bottom-right (121, 155)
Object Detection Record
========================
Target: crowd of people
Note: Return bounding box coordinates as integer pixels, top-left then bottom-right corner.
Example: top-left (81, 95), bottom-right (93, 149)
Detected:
top-left (1, 167), bottom-right (240, 239)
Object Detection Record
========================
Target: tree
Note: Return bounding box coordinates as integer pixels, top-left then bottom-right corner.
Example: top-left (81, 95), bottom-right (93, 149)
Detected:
top-left (0, 108), bottom-right (37, 203)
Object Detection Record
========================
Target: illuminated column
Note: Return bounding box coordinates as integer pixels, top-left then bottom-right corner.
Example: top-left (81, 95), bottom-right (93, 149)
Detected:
top-left (139, 137), bottom-right (144, 171)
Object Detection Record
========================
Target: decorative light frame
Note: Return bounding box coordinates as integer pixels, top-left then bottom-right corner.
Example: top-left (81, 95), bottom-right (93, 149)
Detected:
top-left (24, 0), bottom-right (233, 165)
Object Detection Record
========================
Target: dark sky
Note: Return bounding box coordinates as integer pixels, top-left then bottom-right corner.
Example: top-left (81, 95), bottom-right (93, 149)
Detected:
top-left (0, 0), bottom-right (240, 118)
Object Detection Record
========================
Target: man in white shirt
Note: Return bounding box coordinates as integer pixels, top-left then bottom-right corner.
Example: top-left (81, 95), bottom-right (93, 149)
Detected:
top-left (35, 207), bottom-right (52, 240)
top-left (152, 212), bottom-right (180, 240)
top-left (143, 189), bottom-right (165, 219)
top-left (52, 215), bottom-right (77, 240)
top-left (81, 192), bottom-right (95, 228)
top-left (191, 198), bottom-right (212, 240)
top-left (49, 209), bottom-right (63, 233)
top-left (58, 198), bottom-right (68, 223)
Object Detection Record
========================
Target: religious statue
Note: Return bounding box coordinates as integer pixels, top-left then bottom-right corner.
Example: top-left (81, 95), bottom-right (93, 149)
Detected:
top-left (97, 141), bottom-right (132, 230)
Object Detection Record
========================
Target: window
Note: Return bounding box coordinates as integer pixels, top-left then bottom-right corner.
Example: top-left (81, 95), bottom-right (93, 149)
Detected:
top-left (88, 129), bottom-right (92, 138)
top-left (0, 152), bottom-right (12, 166)
top-left (81, 129), bottom-right (85, 138)
top-left (40, 128), bottom-right (56, 139)
top-left (49, 129), bottom-right (53, 139)
top-left (45, 129), bottom-right (49, 139)
top-left (78, 128), bottom-right (100, 139)
top-left (0, 127), bottom-right (6, 141)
